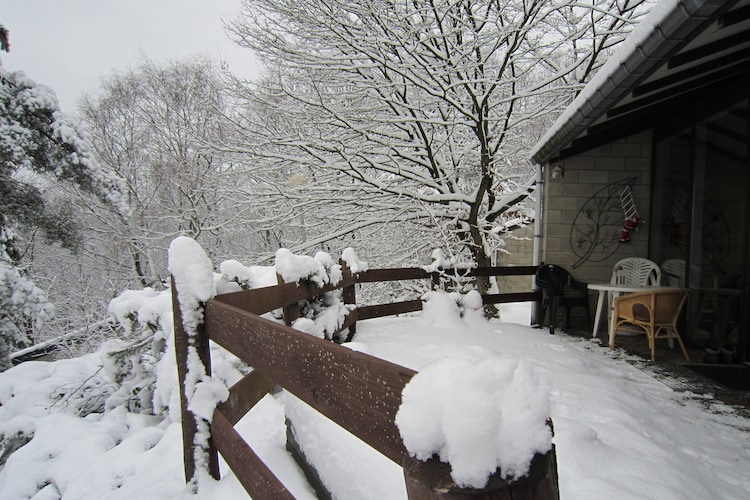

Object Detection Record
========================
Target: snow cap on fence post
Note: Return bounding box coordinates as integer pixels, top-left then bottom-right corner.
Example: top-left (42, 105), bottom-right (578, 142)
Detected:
top-left (341, 247), bottom-right (368, 273)
top-left (395, 353), bottom-right (553, 491)
top-left (168, 236), bottom-right (215, 334)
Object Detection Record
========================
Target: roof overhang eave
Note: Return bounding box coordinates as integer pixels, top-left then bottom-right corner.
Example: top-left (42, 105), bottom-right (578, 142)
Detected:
top-left (529, 0), bottom-right (738, 165)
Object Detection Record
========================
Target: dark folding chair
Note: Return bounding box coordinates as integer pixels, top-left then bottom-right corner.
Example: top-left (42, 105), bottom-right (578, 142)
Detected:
top-left (535, 264), bottom-right (591, 334)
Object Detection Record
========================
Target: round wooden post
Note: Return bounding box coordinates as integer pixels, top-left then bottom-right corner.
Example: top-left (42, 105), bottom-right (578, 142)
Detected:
top-left (403, 445), bottom-right (559, 500)
top-left (276, 272), bottom-right (301, 327)
top-left (340, 259), bottom-right (357, 341)
top-left (172, 279), bottom-right (220, 485)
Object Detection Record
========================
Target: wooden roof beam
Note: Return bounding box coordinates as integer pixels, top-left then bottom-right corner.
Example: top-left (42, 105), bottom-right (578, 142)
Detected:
top-left (719, 4), bottom-right (750, 28)
top-left (669, 28), bottom-right (750, 68)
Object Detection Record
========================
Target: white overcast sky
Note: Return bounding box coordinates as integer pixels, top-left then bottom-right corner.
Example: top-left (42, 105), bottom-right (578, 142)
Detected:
top-left (2, 0), bottom-right (259, 112)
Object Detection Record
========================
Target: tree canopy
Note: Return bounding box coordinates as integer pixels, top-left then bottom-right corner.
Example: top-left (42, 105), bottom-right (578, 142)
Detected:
top-left (225, 0), bottom-right (649, 297)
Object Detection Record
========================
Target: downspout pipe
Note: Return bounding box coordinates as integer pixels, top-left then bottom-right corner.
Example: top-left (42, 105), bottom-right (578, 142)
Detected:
top-left (533, 163), bottom-right (543, 268)
top-left (531, 162), bottom-right (544, 326)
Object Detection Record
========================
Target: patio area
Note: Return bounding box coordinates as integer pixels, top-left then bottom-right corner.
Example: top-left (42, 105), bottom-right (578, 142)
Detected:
top-left (558, 325), bottom-right (750, 417)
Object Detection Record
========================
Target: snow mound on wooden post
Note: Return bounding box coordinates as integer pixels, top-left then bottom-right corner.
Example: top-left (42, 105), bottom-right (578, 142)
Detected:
top-left (167, 236), bottom-right (215, 333)
top-left (341, 247), bottom-right (368, 273)
top-left (396, 355), bottom-right (552, 489)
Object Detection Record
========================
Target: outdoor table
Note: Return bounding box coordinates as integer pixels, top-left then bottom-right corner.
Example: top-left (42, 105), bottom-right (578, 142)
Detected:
top-left (588, 283), bottom-right (674, 346)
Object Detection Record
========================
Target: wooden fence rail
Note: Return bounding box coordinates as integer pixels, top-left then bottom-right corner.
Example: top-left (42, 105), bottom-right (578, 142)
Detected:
top-left (173, 264), bottom-right (557, 498)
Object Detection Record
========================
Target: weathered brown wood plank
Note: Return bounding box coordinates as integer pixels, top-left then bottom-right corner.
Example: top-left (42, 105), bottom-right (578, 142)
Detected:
top-left (212, 284), bottom-right (294, 315)
top-left (357, 266), bottom-right (539, 282)
top-left (468, 265), bottom-right (539, 277)
top-left (213, 266), bottom-right (539, 316)
top-left (217, 370), bottom-right (275, 426)
top-left (212, 273), bottom-right (358, 316)
top-left (483, 291), bottom-right (542, 305)
top-left (357, 267), bottom-right (433, 282)
top-left (205, 299), bottom-right (416, 464)
top-left (211, 409), bottom-right (294, 499)
top-left (358, 299), bottom-right (424, 321)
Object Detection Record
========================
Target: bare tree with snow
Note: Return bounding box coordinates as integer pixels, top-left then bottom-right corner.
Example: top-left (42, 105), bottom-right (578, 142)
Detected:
top-left (75, 57), bottom-right (260, 289)
top-left (224, 0), bottom-right (649, 307)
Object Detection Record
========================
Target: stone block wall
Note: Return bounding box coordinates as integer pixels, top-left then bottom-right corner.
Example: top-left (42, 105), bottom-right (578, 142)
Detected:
top-left (495, 225), bottom-right (535, 294)
top-left (539, 130), bottom-right (655, 329)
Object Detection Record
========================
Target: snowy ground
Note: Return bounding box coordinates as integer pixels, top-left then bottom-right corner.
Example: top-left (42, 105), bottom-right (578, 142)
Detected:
top-left (1, 302), bottom-right (749, 499)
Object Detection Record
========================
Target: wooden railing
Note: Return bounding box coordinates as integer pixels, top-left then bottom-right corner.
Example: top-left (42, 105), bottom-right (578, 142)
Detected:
top-left (173, 264), bottom-right (558, 498)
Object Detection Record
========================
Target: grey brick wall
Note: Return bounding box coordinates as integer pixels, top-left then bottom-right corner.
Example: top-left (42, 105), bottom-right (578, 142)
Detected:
top-left (539, 130), bottom-right (655, 328)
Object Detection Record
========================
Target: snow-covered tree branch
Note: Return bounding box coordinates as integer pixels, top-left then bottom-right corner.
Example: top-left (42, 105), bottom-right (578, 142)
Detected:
top-left (224, 0), bottom-right (649, 305)
top-left (1, 59), bottom-right (129, 364)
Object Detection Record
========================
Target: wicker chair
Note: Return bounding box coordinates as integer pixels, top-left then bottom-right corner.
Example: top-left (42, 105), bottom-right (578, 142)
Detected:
top-left (612, 289), bottom-right (690, 362)
top-left (535, 264), bottom-right (590, 335)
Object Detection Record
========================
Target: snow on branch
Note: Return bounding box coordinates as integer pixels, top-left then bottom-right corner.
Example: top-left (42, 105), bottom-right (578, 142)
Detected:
top-left (0, 68), bottom-right (130, 217)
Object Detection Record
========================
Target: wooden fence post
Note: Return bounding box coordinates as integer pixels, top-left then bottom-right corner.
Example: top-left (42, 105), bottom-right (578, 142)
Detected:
top-left (431, 271), bottom-right (442, 291)
top-left (340, 259), bottom-right (357, 341)
top-left (172, 280), bottom-right (220, 485)
top-left (277, 273), bottom-right (301, 327)
top-left (402, 446), bottom-right (559, 500)
top-left (403, 420), bottom-right (559, 500)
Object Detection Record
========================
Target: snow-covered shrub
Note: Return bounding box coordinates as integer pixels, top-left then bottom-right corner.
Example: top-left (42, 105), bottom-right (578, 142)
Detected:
top-left (0, 351), bottom-right (118, 469)
top-left (422, 248), bottom-right (481, 293)
top-left (0, 257), bottom-right (55, 370)
top-left (99, 240), bottom-right (281, 421)
top-left (218, 258), bottom-right (278, 291)
top-left (420, 289), bottom-right (487, 328)
top-left (276, 248), bottom-right (357, 341)
top-left (103, 288), bottom-right (172, 414)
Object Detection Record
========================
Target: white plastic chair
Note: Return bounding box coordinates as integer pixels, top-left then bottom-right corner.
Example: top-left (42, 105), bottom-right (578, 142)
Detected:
top-left (661, 259), bottom-right (686, 287)
top-left (611, 257), bottom-right (662, 286)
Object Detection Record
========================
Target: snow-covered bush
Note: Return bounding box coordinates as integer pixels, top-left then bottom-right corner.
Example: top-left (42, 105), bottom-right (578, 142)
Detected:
top-left (103, 288), bottom-right (172, 414)
top-left (276, 248), bottom-right (359, 341)
top-left (90, 237), bottom-right (292, 425)
top-left (0, 257), bottom-right (54, 369)
top-left (1, 67), bottom-right (129, 368)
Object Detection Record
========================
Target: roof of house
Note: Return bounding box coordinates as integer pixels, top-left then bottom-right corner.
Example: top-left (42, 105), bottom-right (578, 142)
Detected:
top-left (530, 0), bottom-right (750, 164)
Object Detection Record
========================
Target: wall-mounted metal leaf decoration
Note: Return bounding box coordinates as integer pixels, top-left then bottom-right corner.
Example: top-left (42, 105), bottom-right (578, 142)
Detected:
top-left (570, 177), bottom-right (636, 269)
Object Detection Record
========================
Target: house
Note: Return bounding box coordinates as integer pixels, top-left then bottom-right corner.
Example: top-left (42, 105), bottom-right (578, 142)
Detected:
top-left (530, 0), bottom-right (749, 364)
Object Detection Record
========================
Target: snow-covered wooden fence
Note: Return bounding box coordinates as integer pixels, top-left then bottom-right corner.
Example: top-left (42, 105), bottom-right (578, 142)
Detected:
top-left (173, 263), bottom-right (558, 498)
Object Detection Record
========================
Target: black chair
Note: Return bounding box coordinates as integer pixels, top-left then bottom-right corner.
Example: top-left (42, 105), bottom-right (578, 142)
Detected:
top-left (535, 264), bottom-right (591, 334)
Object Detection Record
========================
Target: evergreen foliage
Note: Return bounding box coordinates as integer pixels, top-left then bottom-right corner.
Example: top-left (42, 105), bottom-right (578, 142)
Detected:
top-left (0, 65), bottom-right (128, 368)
